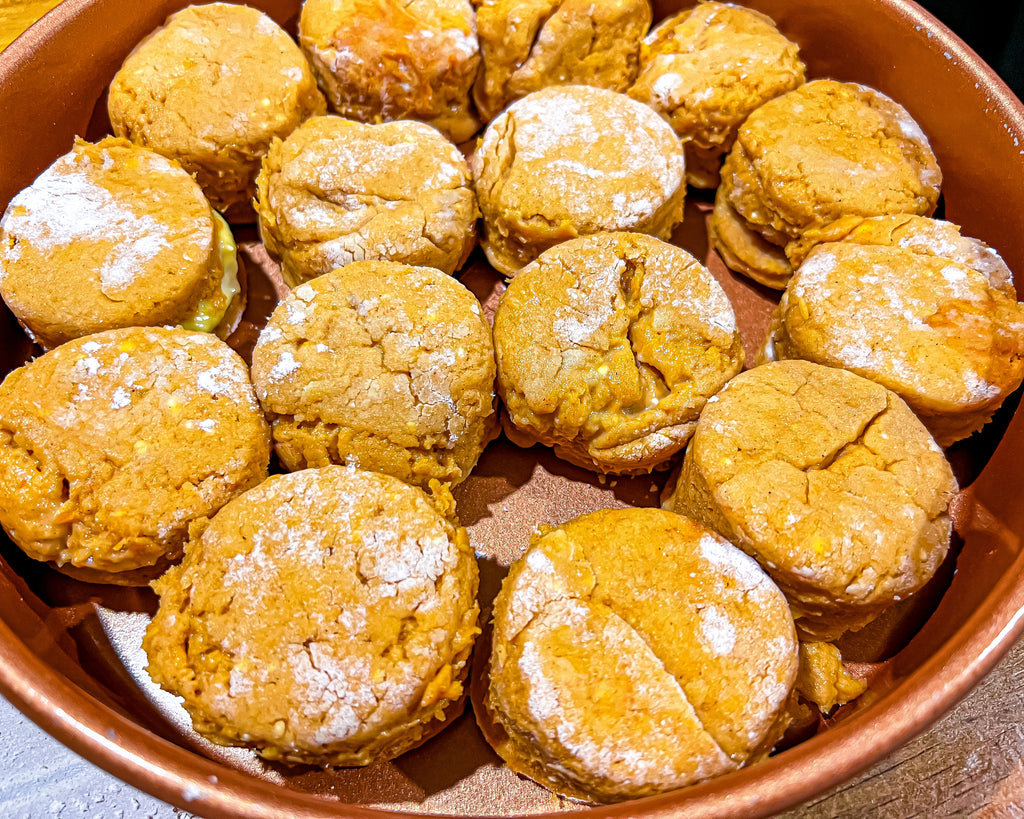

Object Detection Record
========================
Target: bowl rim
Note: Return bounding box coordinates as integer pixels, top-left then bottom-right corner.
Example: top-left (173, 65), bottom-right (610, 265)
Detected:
top-left (2, 0), bottom-right (1024, 816)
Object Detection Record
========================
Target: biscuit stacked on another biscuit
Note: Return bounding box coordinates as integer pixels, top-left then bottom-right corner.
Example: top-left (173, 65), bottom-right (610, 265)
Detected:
top-left (255, 116), bottom-right (478, 287)
top-left (145, 465), bottom-right (480, 766)
top-left (0, 138), bottom-right (242, 348)
top-left (665, 360), bottom-right (958, 641)
top-left (473, 0), bottom-right (652, 122)
top-left (0, 326), bottom-right (271, 585)
top-left (479, 507), bottom-right (799, 802)
top-left (709, 79), bottom-right (942, 289)
top-left (494, 232), bottom-right (743, 474)
top-left (629, 0), bottom-right (806, 188)
top-left (251, 261), bottom-right (496, 488)
top-left (108, 3), bottom-right (326, 220)
top-left (471, 85), bottom-right (687, 276)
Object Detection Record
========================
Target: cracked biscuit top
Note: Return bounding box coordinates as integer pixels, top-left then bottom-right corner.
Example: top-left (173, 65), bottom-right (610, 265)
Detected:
top-left (629, 1), bottom-right (805, 188)
top-left (471, 85), bottom-right (687, 276)
top-left (0, 326), bottom-right (271, 584)
top-left (762, 215), bottom-right (1024, 447)
top-left (255, 116), bottom-right (478, 288)
top-left (493, 232), bottom-right (743, 474)
top-left (144, 465), bottom-right (480, 766)
top-left (108, 3), bottom-right (326, 220)
top-left (709, 80), bottom-right (941, 288)
top-left (0, 138), bottom-right (226, 349)
top-left (299, 0), bottom-right (481, 143)
top-left (250, 261), bottom-right (496, 488)
top-left (665, 360), bottom-right (958, 641)
top-left (473, 0), bottom-right (652, 123)
top-left (480, 507), bottom-right (798, 802)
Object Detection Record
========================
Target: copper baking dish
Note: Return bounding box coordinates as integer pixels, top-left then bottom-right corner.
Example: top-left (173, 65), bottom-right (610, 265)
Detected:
top-left (2, 0), bottom-right (1024, 815)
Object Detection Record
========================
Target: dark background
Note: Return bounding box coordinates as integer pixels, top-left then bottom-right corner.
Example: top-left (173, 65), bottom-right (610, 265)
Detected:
top-left (917, 1), bottom-right (1024, 98)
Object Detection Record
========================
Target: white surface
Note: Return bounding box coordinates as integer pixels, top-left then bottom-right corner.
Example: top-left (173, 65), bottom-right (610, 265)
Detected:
top-left (0, 693), bottom-right (186, 819)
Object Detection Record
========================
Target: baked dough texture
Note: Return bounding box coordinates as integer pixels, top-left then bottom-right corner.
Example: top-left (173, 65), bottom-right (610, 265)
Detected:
top-left (108, 3), bottom-right (326, 220)
top-left (0, 137), bottom-right (236, 349)
top-left (493, 232), bottom-right (743, 473)
top-left (299, 0), bottom-right (481, 143)
top-left (0, 327), bottom-right (271, 584)
top-left (708, 79), bottom-right (942, 288)
top-left (255, 116), bottom-right (478, 287)
top-left (471, 85), bottom-right (687, 276)
top-left (473, 0), bottom-right (652, 123)
top-left (664, 360), bottom-right (958, 641)
top-left (761, 215), bottom-right (1024, 447)
top-left (251, 261), bottom-right (496, 487)
top-left (481, 507), bottom-right (798, 802)
top-left (145, 465), bottom-right (479, 766)
top-left (629, 1), bottom-right (805, 188)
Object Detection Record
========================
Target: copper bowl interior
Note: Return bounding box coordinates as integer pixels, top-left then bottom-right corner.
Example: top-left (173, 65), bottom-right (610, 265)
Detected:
top-left (2, 0), bottom-right (1024, 816)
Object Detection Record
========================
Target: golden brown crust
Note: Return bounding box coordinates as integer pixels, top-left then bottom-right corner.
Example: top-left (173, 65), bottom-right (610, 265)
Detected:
top-left (664, 360), bottom-right (958, 641)
top-left (250, 261), bottom-right (496, 488)
top-left (629, 1), bottom-right (805, 188)
top-left (0, 327), bottom-right (271, 580)
top-left (473, 0), bottom-right (652, 123)
top-left (0, 138), bottom-right (225, 349)
top-left (483, 507), bottom-right (798, 802)
top-left (709, 80), bottom-right (942, 288)
top-left (255, 116), bottom-right (478, 287)
top-left (108, 3), bottom-right (326, 219)
top-left (761, 216), bottom-right (1024, 446)
top-left (493, 232), bottom-right (743, 473)
top-left (299, 0), bottom-right (481, 143)
top-left (145, 466), bottom-right (479, 766)
top-left (471, 85), bottom-right (686, 276)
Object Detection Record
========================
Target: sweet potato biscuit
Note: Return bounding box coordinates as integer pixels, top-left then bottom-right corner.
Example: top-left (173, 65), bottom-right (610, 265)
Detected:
top-left (761, 215), bottom-right (1024, 447)
top-left (629, 1), bottom-right (805, 188)
top-left (473, 0), bottom-right (652, 123)
top-left (471, 85), bottom-right (687, 276)
top-left (480, 507), bottom-right (798, 802)
top-left (665, 360), bottom-right (958, 641)
top-left (493, 232), bottom-right (743, 473)
top-left (299, 0), bottom-right (481, 143)
top-left (708, 79), bottom-right (941, 288)
top-left (108, 3), bottom-right (326, 220)
top-left (251, 261), bottom-right (496, 487)
top-left (0, 138), bottom-right (242, 349)
top-left (145, 465), bottom-right (479, 766)
top-left (0, 327), bottom-right (271, 584)
top-left (255, 116), bottom-right (478, 288)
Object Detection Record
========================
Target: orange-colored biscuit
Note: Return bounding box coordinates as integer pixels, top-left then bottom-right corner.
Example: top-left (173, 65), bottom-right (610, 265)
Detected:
top-left (709, 80), bottom-right (941, 288)
top-left (761, 215), bottom-right (1024, 446)
top-left (629, 1), bottom-right (805, 188)
top-left (146, 465), bottom-right (479, 765)
top-left (481, 507), bottom-right (798, 802)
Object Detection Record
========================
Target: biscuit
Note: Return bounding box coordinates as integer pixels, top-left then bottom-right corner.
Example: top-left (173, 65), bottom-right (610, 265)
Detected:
top-left (108, 3), bottom-right (326, 221)
top-left (471, 85), bottom-right (686, 276)
top-left (255, 116), bottom-right (478, 288)
top-left (629, 1), bottom-right (805, 188)
top-left (480, 507), bottom-right (798, 802)
top-left (493, 232), bottom-right (743, 473)
top-left (473, 0), bottom-right (652, 123)
top-left (761, 215), bottom-right (1024, 447)
top-left (251, 261), bottom-right (496, 487)
top-left (0, 327), bottom-right (271, 584)
top-left (299, 0), bottom-right (481, 143)
top-left (145, 465), bottom-right (479, 766)
top-left (0, 138), bottom-right (241, 349)
top-left (664, 360), bottom-right (958, 641)
top-left (708, 80), bottom-right (942, 288)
